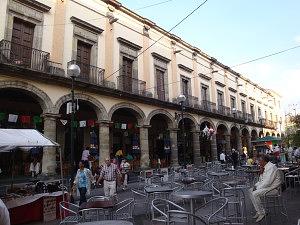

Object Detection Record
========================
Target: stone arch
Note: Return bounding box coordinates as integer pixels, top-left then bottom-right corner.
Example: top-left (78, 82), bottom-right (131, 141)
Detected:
top-left (176, 113), bottom-right (198, 130)
top-left (266, 132), bottom-right (270, 136)
top-left (0, 80), bottom-right (54, 113)
top-left (108, 102), bottom-right (146, 125)
top-left (277, 133), bottom-right (280, 137)
top-left (199, 117), bottom-right (216, 130)
top-left (145, 109), bottom-right (174, 128)
top-left (216, 122), bottom-right (229, 134)
top-left (55, 93), bottom-right (108, 120)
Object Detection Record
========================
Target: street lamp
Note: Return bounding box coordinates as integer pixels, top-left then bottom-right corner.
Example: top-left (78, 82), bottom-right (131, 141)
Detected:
top-left (67, 64), bottom-right (80, 176)
top-left (177, 94), bottom-right (187, 166)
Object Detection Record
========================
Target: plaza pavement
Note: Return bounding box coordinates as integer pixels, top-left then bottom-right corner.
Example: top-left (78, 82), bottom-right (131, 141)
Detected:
top-left (24, 178), bottom-right (300, 225)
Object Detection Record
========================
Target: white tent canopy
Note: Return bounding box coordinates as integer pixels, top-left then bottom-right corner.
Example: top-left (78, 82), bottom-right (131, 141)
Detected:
top-left (0, 129), bottom-right (59, 152)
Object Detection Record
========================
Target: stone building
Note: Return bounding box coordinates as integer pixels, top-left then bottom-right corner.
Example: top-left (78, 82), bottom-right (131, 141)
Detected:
top-left (0, 0), bottom-right (283, 175)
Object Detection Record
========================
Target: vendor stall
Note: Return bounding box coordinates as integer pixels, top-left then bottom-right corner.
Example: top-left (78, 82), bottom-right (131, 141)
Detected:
top-left (0, 129), bottom-right (66, 225)
top-left (251, 136), bottom-right (282, 153)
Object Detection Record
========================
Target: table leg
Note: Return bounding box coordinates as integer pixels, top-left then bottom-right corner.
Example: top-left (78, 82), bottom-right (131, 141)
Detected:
top-left (190, 199), bottom-right (194, 225)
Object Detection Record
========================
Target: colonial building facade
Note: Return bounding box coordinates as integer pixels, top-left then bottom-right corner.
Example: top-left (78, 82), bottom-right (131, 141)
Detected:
top-left (0, 0), bottom-right (283, 175)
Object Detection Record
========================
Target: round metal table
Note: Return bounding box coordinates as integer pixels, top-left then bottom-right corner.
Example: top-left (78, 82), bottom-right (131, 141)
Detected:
top-left (173, 190), bottom-right (212, 214)
top-left (78, 221), bottom-right (133, 225)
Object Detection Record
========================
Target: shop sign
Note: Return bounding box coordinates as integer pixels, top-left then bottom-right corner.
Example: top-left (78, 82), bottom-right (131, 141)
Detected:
top-left (43, 196), bottom-right (56, 222)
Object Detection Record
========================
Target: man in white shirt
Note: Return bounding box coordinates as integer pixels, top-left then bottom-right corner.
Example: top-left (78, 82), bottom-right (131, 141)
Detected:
top-left (249, 154), bottom-right (282, 222)
top-left (81, 147), bottom-right (90, 168)
top-left (219, 151), bottom-right (226, 164)
top-left (0, 199), bottom-right (10, 225)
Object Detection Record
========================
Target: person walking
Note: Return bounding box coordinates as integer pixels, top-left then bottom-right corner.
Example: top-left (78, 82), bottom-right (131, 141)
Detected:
top-left (0, 198), bottom-right (10, 225)
top-left (219, 151), bottom-right (226, 164)
top-left (81, 146), bottom-right (90, 169)
top-left (231, 149), bottom-right (239, 168)
top-left (120, 159), bottom-right (130, 190)
top-left (73, 161), bottom-right (94, 206)
top-left (249, 154), bottom-right (282, 222)
top-left (97, 158), bottom-right (121, 198)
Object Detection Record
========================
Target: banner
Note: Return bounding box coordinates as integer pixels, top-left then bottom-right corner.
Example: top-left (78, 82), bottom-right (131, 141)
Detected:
top-left (8, 114), bottom-right (18, 123)
top-left (60, 120), bottom-right (68, 126)
top-left (79, 120), bottom-right (86, 127)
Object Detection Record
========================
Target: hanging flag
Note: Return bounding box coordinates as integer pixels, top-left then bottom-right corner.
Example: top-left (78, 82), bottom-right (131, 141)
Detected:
top-left (127, 123), bottom-right (133, 129)
top-left (8, 114), bottom-right (18, 123)
top-left (20, 115), bottom-right (31, 124)
top-left (33, 115), bottom-right (42, 124)
top-left (121, 123), bottom-right (127, 130)
top-left (79, 120), bottom-right (87, 127)
top-left (72, 121), bottom-right (78, 128)
top-left (66, 102), bottom-right (72, 114)
top-left (60, 119), bottom-right (68, 126)
top-left (87, 119), bottom-right (95, 127)
top-left (0, 112), bottom-right (5, 121)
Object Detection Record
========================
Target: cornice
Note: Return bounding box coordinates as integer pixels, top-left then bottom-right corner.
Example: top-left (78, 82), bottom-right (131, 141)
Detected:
top-left (117, 37), bottom-right (142, 50)
top-left (178, 64), bottom-right (193, 73)
top-left (70, 16), bottom-right (104, 34)
top-left (199, 73), bottom-right (211, 81)
top-left (151, 52), bottom-right (171, 63)
top-left (228, 87), bottom-right (237, 93)
top-left (17, 0), bottom-right (51, 12)
top-left (103, 0), bottom-right (122, 9)
top-left (215, 81), bottom-right (226, 87)
top-left (249, 97), bottom-right (255, 101)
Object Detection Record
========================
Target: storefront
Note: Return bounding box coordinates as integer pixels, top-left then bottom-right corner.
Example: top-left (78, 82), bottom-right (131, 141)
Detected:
top-left (177, 118), bottom-right (194, 165)
top-left (199, 121), bottom-right (213, 162)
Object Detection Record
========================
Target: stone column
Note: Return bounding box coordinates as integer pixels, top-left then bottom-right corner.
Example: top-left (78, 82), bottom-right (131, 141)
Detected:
top-left (140, 125), bottom-right (150, 169)
top-left (99, 121), bottom-right (111, 164)
top-left (237, 132), bottom-right (243, 153)
top-left (211, 133), bottom-right (218, 161)
top-left (192, 131), bottom-right (201, 166)
top-left (169, 128), bottom-right (179, 166)
top-left (225, 134), bottom-right (231, 154)
top-left (42, 113), bottom-right (60, 176)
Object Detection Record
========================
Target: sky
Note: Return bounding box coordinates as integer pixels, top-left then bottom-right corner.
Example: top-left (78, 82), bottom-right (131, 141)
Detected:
top-left (118, 0), bottom-right (300, 113)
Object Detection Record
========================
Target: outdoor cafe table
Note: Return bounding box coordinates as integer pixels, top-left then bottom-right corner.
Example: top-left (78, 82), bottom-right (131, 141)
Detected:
top-left (79, 199), bottom-right (116, 220)
top-left (78, 220), bottom-right (133, 225)
top-left (172, 190), bottom-right (212, 214)
top-left (207, 171), bottom-right (229, 179)
top-left (278, 167), bottom-right (290, 171)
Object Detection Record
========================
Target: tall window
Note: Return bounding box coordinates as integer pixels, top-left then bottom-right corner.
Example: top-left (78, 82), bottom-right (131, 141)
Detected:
top-left (258, 107), bottom-right (262, 118)
top-left (156, 69), bottom-right (165, 101)
top-left (265, 110), bottom-right (268, 119)
top-left (270, 112), bottom-right (273, 121)
top-left (241, 100), bottom-right (246, 114)
top-left (121, 56), bottom-right (133, 92)
top-left (77, 40), bottom-right (92, 77)
top-left (217, 90), bottom-right (224, 106)
top-left (250, 104), bottom-right (255, 116)
top-left (11, 17), bottom-right (35, 66)
top-left (230, 96), bottom-right (236, 109)
top-left (181, 77), bottom-right (189, 96)
top-left (201, 84), bottom-right (209, 102)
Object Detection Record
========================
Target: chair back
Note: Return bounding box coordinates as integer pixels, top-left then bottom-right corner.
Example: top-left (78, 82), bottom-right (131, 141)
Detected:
top-left (88, 195), bottom-right (110, 202)
top-left (115, 198), bottom-right (134, 220)
top-left (80, 207), bottom-right (106, 222)
top-left (59, 201), bottom-right (79, 221)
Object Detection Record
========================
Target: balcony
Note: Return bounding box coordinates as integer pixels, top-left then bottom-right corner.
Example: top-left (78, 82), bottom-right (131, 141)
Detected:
top-left (68, 60), bottom-right (104, 86)
top-left (217, 105), bottom-right (231, 116)
top-left (117, 75), bottom-right (146, 96)
top-left (185, 95), bottom-right (199, 108)
top-left (200, 100), bottom-right (216, 113)
top-left (247, 113), bottom-right (255, 123)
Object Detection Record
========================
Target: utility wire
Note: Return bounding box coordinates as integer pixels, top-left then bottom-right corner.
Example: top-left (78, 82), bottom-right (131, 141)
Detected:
top-left (135, 0), bottom-right (174, 10)
top-left (104, 0), bottom-right (209, 81)
top-left (231, 45), bottom-right (300, 68)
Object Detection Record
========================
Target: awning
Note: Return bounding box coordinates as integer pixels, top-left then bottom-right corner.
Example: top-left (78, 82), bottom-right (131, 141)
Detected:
top-left (0, 129), bottom-right (59, 152)
top-left (251, 136), bottom-right (281, 143)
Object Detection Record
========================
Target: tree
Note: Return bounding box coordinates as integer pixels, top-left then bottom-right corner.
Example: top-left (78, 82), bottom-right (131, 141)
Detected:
top-left (284, 114), bottom-right (300, 146)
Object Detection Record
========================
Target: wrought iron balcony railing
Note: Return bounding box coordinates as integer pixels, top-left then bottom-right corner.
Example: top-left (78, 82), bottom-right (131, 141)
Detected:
top-left (247, 113), bottom-right (255, 123)
top-left (184, 95), bottom-right (199, 108)
top-left (200, 100), bottom-right (217, 113)
top-left (117, 75), bottom-right (146, 96)
top-left (0, 39), bottom-right (50, 72)
top-left (68, 60), bottom-right (104, 85)
top-left (217, 105), bottom-right (231, 116)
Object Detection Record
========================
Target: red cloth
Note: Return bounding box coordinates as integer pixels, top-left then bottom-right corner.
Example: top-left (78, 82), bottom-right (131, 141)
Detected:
top-left (20, 115), bottom-right (31, 124)
top-left (87, 119), bottom-right (95, 127)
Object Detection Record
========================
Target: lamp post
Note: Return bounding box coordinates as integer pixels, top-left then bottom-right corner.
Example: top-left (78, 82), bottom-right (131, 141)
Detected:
top-left (67, 64), bottom-right (80, 176)
top-left (177, 94), bottom-right (187, 166)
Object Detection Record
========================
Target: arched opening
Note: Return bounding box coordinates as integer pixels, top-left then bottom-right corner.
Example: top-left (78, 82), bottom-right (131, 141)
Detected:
top-left (178, 118), bottom-right (195, 165)
top-left (149, 114), bottom-right (171, 168)
top-left (241, 128), bottom-right (250, 153)
top-left (230, 126), bottom-right (239, 151)
top-left (216, 124), bottom-right (229, 157)
top-left (259, 130), bottom-right (264, 138)
top-left (266, 132), bottom-right (270, 136)
top-left (111, 108), bottom-right (140, 169)
top-left (0, 88), bottom-right (44, 177)
top-left (58, 100), bottom-right (99, 172)
top-left (277, 133), bottom-right (280, 138)
top-left (251, 130), bottom-right (258, 141)
top-left (272, 133), bottom-right (276, 137)
top-left (200, 121), bottom-right (213, 162)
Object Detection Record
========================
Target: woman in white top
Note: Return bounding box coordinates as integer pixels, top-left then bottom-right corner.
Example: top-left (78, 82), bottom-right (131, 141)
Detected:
top-left (120, 159), bottom-right (130, 190)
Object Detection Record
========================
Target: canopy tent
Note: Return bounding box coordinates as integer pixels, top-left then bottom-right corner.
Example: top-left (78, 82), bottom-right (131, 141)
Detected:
top-left (251, 136), bottom-right (281, 143)
top-left (0, 129), bottom-right (59, 152)
top-left (0, 129), bottom-right (64, 200)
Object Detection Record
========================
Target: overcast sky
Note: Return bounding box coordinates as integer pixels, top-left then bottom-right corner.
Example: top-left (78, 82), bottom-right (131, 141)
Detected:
top-left (119, 0), bottom-right (300, 113)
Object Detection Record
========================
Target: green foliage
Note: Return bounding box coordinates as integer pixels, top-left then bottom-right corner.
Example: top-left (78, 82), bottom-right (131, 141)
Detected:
top-left (284, 114), bottom-right (300, 146)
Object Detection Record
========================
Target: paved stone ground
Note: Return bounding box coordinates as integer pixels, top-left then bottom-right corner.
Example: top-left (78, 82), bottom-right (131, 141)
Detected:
top-left (23, 181), bottom-right (300, 225)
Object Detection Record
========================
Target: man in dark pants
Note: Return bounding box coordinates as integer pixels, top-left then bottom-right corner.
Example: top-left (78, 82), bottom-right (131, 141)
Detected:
top-left (231, 149), bottom-right (239, 168)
